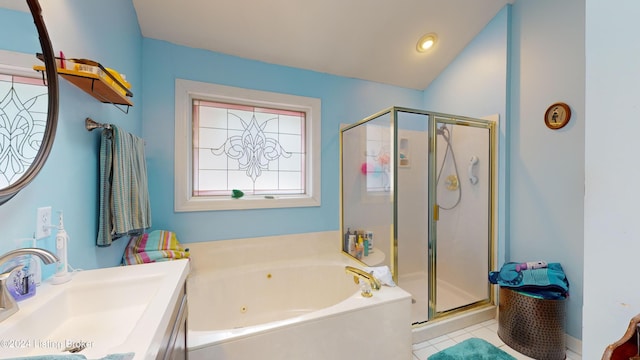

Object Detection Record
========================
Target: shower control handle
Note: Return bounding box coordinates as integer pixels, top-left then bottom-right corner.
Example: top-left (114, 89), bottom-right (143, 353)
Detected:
top-left (468, 156), bottom-right (479, 185)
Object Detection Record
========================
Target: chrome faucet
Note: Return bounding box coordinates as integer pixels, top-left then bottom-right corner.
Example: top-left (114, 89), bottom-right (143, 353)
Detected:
top-left (0, 248), bottom-right (58, 322)
top-left (345, 265), bottom-right (381, 297)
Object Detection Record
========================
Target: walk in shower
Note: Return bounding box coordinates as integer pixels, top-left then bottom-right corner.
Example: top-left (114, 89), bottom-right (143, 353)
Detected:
top-left (340, 106), bottom-right (497, 326)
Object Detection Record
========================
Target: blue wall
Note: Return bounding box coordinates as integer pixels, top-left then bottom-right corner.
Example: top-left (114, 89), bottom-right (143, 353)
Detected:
top-left (141, 40), bottom-right (424, 243)
top-left (0, 0), bottom-right (143, 272)
top-left (508, 0), bottom-right (584, 341)
top-left (584, 1), bottom-right (640, 355)
top-left (0, 8), bottom-right (38, 53)
top-left (421, 2), bottom-right (584, 343)
top-left (422, 6), bottom-right (509, 268)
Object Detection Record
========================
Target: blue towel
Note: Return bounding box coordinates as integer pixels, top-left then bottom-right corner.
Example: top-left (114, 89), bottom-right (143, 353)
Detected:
top-left (97, 125), bottom-right (151, 247)
top-left (488, 262), bottom-right (569, 299)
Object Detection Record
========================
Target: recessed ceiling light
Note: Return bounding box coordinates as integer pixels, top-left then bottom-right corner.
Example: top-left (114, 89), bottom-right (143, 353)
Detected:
top-left (416, 33), bottom-right (437, 53)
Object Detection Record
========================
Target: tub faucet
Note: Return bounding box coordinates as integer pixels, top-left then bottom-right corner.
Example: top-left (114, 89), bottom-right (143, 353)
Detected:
top-left (0, 248), bottom-right (59, 322)
top-left (345, 266), bottom-right (381, 297)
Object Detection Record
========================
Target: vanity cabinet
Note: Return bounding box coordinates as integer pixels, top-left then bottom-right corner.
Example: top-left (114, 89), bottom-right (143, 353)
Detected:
top-left (156, 283), bottom-right (187, 360)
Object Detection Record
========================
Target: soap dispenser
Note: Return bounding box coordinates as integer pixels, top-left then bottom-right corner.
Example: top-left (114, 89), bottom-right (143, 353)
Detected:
top-left (51, 211), bottom-right (71, 285)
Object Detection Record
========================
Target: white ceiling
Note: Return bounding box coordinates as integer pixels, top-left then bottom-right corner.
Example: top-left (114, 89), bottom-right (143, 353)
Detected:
top-left (1, 0), bottom-right (512, 90)
top-left (132, 0), bottom-right (511, 89)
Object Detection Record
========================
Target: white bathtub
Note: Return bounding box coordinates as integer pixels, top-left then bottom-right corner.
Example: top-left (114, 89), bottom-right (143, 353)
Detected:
top-left (186, 233), bottom-right (412, 360)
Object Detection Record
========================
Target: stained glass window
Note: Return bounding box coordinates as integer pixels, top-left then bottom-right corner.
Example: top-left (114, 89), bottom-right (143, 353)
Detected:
top-left (0, 74), bottom-right (48, 187)
top-left (174, 79), bottom-right (320, 211)
top-left (192, 100), bottom-right (306, 196)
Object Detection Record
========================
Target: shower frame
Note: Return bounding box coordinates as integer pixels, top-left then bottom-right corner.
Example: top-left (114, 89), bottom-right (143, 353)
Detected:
top-left (339, 106), bottom-right (499, 324)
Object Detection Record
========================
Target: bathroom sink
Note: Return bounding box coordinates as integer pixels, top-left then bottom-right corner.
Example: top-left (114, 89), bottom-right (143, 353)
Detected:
top-left (0, 259), bottom-right (189, 359)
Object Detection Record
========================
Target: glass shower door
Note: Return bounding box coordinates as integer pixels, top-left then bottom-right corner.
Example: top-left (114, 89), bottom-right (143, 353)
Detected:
top-left (430, 117), bottom-right (494, 316)
top-left (341, 107), bottom-right (497, 325)
top-left (395, 110), bottom-right (430, 325)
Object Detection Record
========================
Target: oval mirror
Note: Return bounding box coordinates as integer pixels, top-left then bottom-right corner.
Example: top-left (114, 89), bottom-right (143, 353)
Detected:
top-left (0, 0), bottom-right (58, 205)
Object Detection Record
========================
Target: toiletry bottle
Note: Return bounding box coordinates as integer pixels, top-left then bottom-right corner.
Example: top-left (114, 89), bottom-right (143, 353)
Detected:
top-left (344, 228), bottom-right (351, 252)
top-left (363, 235), bottom-right (369, 257)
top-left (52, 211), bottom-right (71, 285)
top-left (356, 233), bottom-right (364, 259)
top-left (366, 231), bottom-right (374, 253)
top-left (516, 261), bottom-right (548, 272)
top-left (348, 234), bottom-right (356, 256)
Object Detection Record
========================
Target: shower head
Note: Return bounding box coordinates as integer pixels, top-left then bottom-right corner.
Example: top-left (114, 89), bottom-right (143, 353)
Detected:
top-left (436, 124), bottom-right (448, 135)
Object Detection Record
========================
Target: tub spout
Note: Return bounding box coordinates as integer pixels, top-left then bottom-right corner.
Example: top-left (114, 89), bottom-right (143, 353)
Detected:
top-left (345, 266), bottom-right (381, 297)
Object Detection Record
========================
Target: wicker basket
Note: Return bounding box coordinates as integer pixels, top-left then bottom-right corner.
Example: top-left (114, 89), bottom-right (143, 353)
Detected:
top-left (497, 287), bottom-right (567, 360)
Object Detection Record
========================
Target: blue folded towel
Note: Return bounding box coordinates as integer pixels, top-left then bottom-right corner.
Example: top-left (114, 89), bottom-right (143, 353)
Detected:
top-left (488, 262), bottom-right (569, 299)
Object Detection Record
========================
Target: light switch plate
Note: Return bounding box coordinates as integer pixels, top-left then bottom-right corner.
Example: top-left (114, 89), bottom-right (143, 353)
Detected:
top-left (36, 206), bottom-right (51, 239)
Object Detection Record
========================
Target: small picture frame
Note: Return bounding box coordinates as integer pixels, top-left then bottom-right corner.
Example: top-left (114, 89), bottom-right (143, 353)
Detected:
top-left (544, 102), bottom-right (571, 130)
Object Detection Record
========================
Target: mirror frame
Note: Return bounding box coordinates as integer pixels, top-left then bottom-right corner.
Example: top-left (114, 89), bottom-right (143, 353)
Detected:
top-left (0, 0), bottom-right (58, 205)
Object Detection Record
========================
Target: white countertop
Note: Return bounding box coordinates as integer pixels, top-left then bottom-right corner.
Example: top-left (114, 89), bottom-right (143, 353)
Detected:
top-left (0, 259), bottom-right (190, 360)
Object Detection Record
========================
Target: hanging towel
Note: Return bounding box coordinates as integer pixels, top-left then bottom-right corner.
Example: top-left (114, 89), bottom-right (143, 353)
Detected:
top-left (122, 230), bottom-right (190, 265)
top-left (97, 125), bottom-right (151, 247)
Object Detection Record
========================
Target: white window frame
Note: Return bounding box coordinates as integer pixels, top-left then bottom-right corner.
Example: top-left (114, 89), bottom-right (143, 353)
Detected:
top-left (174, 79), bottom-right (321, 211)
top-left (0, 50), bottom-right (40, 78)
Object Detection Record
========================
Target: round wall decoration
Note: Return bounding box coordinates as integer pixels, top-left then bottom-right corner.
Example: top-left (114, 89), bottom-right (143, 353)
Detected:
top-left (544, 102), bottom-right (571, 130)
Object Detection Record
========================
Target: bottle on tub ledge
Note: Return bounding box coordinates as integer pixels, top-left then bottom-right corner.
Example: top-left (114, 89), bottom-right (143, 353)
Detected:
top-left (363, 234), bottom-right (369, 257)
top-left (359, 232), bottom-right (366, 259)
top-left (345, 228), bottom-right (375, 259)
top-left (348, 233), bottom-right (356, 257)
top-left (343, 228), bottom-right (351, 253)
top-left (354, 233), bottom-right (363, 260)
top-left (365, 230), bottom-right (374, 254)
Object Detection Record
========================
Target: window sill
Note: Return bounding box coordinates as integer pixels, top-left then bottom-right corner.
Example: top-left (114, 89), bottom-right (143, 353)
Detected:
top-left (174, 194), bottom-right (321, 212)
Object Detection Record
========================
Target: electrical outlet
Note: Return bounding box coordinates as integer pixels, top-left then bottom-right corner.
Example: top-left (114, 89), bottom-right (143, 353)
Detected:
top-left (36, 206), bottom-right (52, 239)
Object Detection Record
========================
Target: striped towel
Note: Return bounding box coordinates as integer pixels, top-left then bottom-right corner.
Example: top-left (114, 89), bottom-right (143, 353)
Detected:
top-left (122, 230), bottom-right (190, 265)
top-left (97, 125), bottom-right (151, 247)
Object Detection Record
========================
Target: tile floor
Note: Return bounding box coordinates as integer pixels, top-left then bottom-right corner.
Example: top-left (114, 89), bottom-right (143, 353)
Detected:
top-left (411, 319), bottom-right (582, 360)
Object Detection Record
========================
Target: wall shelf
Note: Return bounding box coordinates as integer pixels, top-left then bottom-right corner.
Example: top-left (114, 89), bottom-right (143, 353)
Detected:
top-left (33, 65), bottom-right (133, 112)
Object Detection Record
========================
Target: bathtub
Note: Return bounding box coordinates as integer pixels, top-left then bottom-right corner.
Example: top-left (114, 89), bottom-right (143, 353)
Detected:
top-left (186, 233), bottom-right (412, 360)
